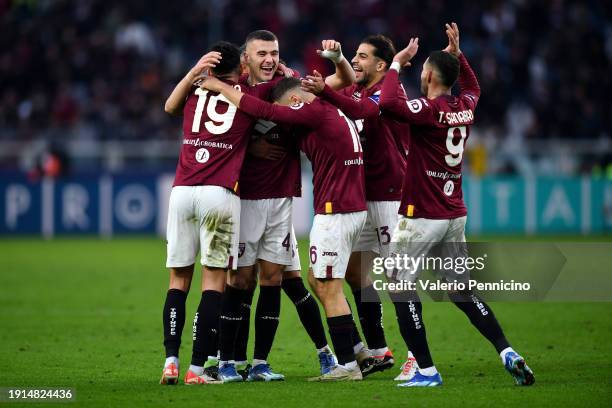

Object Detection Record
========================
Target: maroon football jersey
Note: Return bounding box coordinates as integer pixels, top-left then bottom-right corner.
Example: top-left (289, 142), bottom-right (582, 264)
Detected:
top-left (380, 53), bottom-right (480, 219)
top-left (320, 77), bottom-right (410, 201)
top-left (172, 80), bottom-right (267, 193)
top-left (239, 95), bottom-right (367, 215)
top-left (238, 74), bottom-right (302, 199)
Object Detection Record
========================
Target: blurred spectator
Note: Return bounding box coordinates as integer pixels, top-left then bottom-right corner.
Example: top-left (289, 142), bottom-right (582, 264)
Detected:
top-left (0, 0), bottom-right (610, 174)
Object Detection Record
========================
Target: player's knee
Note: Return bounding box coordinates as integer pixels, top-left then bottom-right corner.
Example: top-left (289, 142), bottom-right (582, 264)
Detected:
top-left (314, 279), bottom-right (342, 304)
top-left (282, 269), bottom-right (301, 280)
top-left (259, 273), bottom-right (282, 286)
top-left (258, 268), bottom-right (283, 285)
top-left (202, 266), bottom-right (227, 292)
top-left (229, 273), bottom-right (256, 290)
top-left (258, 260), bottom-right (284, 285)
top-left (228, 266), bottom-right (257, 290)
top-left (169, 265), bottom-right (194, 292)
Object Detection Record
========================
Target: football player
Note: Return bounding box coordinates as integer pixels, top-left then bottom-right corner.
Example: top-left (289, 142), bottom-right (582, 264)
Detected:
top-left (378, 23), bottom-right (535, 387)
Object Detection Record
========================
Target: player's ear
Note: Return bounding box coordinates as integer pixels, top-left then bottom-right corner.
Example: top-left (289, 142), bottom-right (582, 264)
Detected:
top-left (376, 60), bottom-right (385, 72)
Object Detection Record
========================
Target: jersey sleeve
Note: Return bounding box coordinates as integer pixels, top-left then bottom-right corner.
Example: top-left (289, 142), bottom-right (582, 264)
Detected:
top-left (380, 69), bottom-right (436, 125)
top-left (457, 53), bottom-right (480, 110)
top-left (239, 94), bottom-right (321, 128)
top-left (319, 85), bottom-right (379, 120)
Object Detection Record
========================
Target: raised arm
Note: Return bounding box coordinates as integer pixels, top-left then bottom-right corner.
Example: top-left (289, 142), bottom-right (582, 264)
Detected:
top-left (318, 40), bottom-right (356, 90)
top-left (301, 71), bottom-right (378, 120)
top-left (457, 54), bottom-right (480, 107)
top-left (379, 37), bottom-right (436, 124)
top-left (164, 52), bottom-right (221, 115)
top-left (380, 68), bottom-right (434, 125)
top-left (444, 22), bottom-right (480, 107)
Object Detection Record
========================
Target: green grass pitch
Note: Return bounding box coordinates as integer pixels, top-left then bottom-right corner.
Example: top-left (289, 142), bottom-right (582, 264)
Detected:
top-left (1, 237), bottom-right (611, 407)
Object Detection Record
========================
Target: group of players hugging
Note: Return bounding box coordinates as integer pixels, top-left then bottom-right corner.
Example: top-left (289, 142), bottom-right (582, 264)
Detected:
top-left (159, 23), bottom-right (535, 387)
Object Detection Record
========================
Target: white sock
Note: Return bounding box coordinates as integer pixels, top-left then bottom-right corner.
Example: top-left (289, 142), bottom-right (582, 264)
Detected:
top-left (372, 347), bottom-right (388, 356)
top-left (353, 342), bottom-right (365, 354)
top-left (344, 360), bottom-right (358, 370)
top-left (419, 366), bottom-right (438, 376)
top-left (189, 365), bottom-right (203, 375)
top-left (499, 347), bottom-right (515, 364)
top-left (165, 356), bottom-right (178, 367)
top-left (317, 345), bottom-right (332, 354)
top-left (252, 359), bottom-right (267, 367)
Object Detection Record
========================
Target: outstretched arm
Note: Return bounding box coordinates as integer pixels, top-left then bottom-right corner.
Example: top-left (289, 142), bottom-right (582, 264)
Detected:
top-left (301, 70), bottom-right (379, 120)
top-left (318, 39), bottom-right (356, 90)
top-left (164, 52), bottom-right (221, 115)
top-left (200, 76), bottom-right (319, 127)
top-left (239, 95), bottom-right (318, 127)
top-left (199, 76), bottom-right (245, 107)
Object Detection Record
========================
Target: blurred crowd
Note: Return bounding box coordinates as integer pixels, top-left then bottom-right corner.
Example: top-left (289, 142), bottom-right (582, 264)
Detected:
top-left (0, 0), bottom-right (610, 174)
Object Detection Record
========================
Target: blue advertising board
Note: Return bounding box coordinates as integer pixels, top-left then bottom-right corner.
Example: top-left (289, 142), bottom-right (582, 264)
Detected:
top-left (1, 173), bottom-right (610, 236)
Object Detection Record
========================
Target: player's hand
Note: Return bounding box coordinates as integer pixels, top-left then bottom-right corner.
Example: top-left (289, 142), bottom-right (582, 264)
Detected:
top-left (198, 76), bottom-right (224, 92)
top-left (393, 37), bottom-right (419, 68)
top-left (300, 70), bottom-right (325, 94)
top-left (248, 137), bottom-right (286, 160)
top-left (317, 39), bottom-right (344, 64)
top-left (443, 22), bottom-right (461, 56)
top-left (187, 52), bottom-right (221, 83)
top-left (277, 62), bottom-right (294, 78)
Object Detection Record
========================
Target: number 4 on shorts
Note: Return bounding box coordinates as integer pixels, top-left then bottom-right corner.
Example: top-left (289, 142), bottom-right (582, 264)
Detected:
top-left (282, 233), bottom-right (291, 251)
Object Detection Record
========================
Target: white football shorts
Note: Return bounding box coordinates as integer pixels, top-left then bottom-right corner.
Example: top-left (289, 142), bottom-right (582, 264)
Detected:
top-left (237, 198), bottom-right (294, 267)
top-left (353, 200), bottom-right (401, 257)
top-left (166, 185), bottom-right (240, 270)
top-left (310, 211), bottom-right (368, 279)
top-left (387, 215), bottom-right (468, 283)
top-left (284, 225), bottom-right (302, 272)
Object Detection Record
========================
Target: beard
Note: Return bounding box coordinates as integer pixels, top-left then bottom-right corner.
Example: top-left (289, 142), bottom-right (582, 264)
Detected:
top-left (356, 70), bottom-right (370, 85)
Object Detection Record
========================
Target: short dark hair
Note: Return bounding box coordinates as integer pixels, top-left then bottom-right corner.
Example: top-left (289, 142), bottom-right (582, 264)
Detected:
top-left (245, 30), bottom-right (278, 45)
top-left (271, 77), bottom-right (301, 102)
top-left (427, 51), bottom-right (460, 88)
top-left (360, 35), bottom-right (396, 69)
top-left (209, 41), bottom-right (241, 77)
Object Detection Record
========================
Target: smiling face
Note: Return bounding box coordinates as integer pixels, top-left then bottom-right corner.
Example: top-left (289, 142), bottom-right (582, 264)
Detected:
top-left (244, 39), bottom-right (280, 84)
top-left (351, 43), bottom-right (382, 86)
top-left (351, 43), bottom-right (390, 88)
